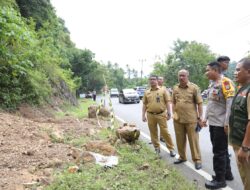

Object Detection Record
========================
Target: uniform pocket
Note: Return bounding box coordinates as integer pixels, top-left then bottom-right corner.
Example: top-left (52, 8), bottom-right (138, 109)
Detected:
top-left (231, 123), bottom-right (245, 143)
top-left (185, 94), bottom-right (193, 103)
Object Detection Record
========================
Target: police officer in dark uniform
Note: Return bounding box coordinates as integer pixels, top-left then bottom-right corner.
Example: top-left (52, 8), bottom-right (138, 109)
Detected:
top-left (203, 62), bottom-right (234, 189)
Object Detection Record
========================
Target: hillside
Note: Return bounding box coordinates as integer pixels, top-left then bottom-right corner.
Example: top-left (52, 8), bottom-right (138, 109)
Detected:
top-left (0, 104), bottom-right (108, 190)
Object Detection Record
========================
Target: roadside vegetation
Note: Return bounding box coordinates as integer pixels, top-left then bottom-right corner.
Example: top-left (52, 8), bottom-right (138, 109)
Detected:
top-left (1, 0), bottom-right (245, 111)
top-left (1, 1), bottom-right (249, 190)
top-left (55, 99), bottom-right (95, 119)
top-left (46, 142), bottom-right (196, 190)
top-left (45, 100), bottom-right (197, 190)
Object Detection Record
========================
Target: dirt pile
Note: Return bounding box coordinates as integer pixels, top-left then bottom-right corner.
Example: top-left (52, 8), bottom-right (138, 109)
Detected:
top-left (0, 105), bottom-right (110, 190)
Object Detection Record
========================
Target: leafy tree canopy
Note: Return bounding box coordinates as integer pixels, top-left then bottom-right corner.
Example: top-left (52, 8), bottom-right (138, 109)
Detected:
top-left (152, 39), bottom-right (216, 90)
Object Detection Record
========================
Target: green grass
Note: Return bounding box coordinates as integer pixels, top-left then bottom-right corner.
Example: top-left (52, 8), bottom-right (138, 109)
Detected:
top-left (55, 98), bottom-right (96, 118)
top-left (46, 139), bottom-right (196, 190)
top-left (46, 100), bottom-right (197, 190)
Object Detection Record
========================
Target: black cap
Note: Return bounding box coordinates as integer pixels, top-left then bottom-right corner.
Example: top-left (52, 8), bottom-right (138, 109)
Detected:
top-left (217, 56), bottom-right (230, 62)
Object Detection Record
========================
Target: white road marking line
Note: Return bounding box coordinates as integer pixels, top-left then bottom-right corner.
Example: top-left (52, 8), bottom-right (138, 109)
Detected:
top-left (115, 116), bottom-right (233, 190)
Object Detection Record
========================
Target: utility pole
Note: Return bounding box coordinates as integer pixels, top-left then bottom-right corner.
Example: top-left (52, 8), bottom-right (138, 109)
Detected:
top-left (139, 59), bottom-right (146, 86)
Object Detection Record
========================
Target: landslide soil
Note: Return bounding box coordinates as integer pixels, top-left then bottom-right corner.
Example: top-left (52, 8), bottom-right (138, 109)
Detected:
top-left (0, 104), bottom-right (109, 190)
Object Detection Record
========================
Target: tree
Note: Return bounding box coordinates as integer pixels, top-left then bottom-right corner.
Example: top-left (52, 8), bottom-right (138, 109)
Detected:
top-left (152, 39), bottom-right (216, 90)
top-left (16, 0), bottom-right (56, 30)
top-left (126, 64), bottom-right (131, 79)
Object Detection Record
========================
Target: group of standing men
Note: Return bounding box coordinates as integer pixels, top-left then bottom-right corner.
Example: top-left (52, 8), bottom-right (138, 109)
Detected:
top-left (142, 56), bottom-right (250, 190)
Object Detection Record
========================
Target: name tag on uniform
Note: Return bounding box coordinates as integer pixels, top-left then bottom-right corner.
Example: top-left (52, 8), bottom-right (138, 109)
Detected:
top-left (212, 89), bottom-right (220, 100)
top-left (156, 93), bottom-right (160, 103)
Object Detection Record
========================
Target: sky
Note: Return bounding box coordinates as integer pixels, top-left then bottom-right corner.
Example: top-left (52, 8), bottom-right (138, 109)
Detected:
top-left (51, 0), bottom-right (250, 75)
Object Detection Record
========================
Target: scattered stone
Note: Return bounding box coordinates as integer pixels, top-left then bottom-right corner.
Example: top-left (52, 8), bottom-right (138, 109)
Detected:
top-left (23, 182), bottom-right (38, 188)
top-left (28, 166), bottom-right (36, 174)
top-left (99, 107), bottom-right (110, 117)
top-left (138, 163), bottom-right (150, 170)
top-left (71, 148), bottom-right (95, 164)
top-left (50, 131), bottom-right (64, 142)
top-left (88, 105), bottom-right (111, 118)
top-left (44, 158), bottom-right (63, 168)
top-left (39, 177), bottom-right (51, 185)
top-left (22, 150), bottom-right (35, 156)
top-left (84, 141), bottom-right (116, 156)
top-left (0, 106), bottom-right (111, 189)
top-left (48, 143), bottom-right (53, 147)
top-left (68, 165), bottom-right (79, 173)
top-left (43, 168), bottom-right (53, 177)
top-left (116, 123), bottom-right (140, 143)
top-left (88, 105), bottom-right (98, 118)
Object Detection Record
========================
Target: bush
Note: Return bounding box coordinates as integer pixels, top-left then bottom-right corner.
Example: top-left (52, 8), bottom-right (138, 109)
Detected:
top-left (0, 7), bottom-right (77, 109)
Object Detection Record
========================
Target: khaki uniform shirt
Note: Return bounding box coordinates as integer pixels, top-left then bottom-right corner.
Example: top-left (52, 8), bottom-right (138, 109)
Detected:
top-left (143, 86), bottom-right (171, 114)
top-left (160, 85), bottom-right (173, 98)
top-left (172, 82), bottom-right (203, 123)
top-left (159, 85), bottom-right (167, 91)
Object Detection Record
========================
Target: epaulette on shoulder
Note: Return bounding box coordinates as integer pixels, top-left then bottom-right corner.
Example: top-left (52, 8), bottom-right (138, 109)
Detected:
top-left (173, 84), bottom-right (178, 89)
top-left (189, 82), bottom-right (199, 88)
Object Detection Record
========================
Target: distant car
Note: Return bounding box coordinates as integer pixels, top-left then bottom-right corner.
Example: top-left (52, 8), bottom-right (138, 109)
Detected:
top-left (110, 88), bottom-right (119, 97)
top-left (85, 91), bottom-right (93, 98)
top-left (134, 86), bottom-right (147, 99)
top-left (119, 88), bottom-right (140, 104)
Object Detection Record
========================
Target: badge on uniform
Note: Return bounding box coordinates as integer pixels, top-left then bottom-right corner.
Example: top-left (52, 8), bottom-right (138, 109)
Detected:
top-left (212, 89), bottom-right (220, 100)
top-left (156, 93), bottom-right (160, 103)
top-left (223, 81), bottom-right (231, 90)
top-left (239, 89), bottom-right (248, 98)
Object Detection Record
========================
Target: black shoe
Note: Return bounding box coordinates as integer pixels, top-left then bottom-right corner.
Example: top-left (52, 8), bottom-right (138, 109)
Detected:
top-left (160, 137), bottom-right (165, 142)
top-left (195, 162), bottom-right (202, 170)
top-left (174, 159), bottom-right (186, 164)
top-left (225, 173), bottom-right (234, 181)
top-left (212, 173), bottom-right (234, 181)
top-left (149, 142), bottom-right (152, 144)
top-left (205, 180), bottom-right (226, 189)
top-left (170, 150), bottom-right (176, 157)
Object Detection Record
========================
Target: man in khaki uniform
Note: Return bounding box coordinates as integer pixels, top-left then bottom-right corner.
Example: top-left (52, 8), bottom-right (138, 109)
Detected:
top-left (172, 69), bottom-right (203, 170)
top-left (158, 76), bottom-right (169, 142)
top-left (142, 75), bottom-right (176, 157)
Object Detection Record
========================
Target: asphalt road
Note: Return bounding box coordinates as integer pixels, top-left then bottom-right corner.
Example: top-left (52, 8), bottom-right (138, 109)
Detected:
top-left (98, 96), bottom-right (243, 190)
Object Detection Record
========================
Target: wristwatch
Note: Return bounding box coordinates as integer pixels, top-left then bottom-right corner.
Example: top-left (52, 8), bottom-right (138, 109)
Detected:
top-left (241, 146), bottom-right (250, 152)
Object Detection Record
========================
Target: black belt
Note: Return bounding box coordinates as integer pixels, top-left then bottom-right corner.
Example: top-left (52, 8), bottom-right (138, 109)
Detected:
top-left (147, 111), bottom-right (164, 115)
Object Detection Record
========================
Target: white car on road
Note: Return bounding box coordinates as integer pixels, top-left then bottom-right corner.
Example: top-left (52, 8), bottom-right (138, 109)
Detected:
top-left (110, 88), bottom-right (119, 97)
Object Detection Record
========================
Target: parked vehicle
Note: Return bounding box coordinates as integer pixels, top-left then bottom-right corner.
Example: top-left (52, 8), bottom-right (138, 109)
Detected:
top-left (85, 91), bottom-right (93, 98)
top-left (119, 89), bottom-right (140, 104)
top-left (110, 88), bottom-right (119, 97)
top-left (134, 86), bottom-right (147, 99)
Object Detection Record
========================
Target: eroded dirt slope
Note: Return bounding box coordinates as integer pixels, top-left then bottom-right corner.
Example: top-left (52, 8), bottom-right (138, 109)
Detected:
top-left (0, 105), bottom-right (108, 190)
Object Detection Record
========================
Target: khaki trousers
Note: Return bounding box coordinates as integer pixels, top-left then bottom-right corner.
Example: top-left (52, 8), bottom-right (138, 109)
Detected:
top-left (147, 112), bottom-right (175, 151)
top-left (233, 145), bottom-right (250, 190)
top-left (174, 121), bottom-right (201, 163)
